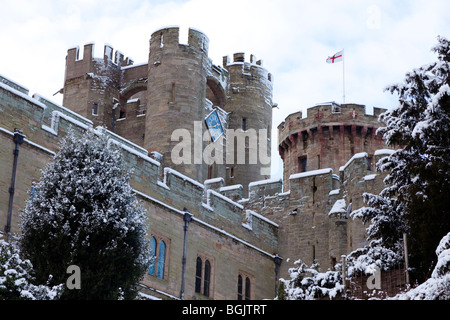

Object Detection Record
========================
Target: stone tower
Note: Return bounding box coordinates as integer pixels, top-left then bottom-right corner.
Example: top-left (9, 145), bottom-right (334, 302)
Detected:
top-left (62, 43), bottom-right (134, 129)
top-left (221, 53), bottom-right (273, 195)
top-left (145, 27), bottom-right (210, 182)
top-left (60, 27), bottom-right (274, 193)
top-left (278, 103), bottom-right (387, 190)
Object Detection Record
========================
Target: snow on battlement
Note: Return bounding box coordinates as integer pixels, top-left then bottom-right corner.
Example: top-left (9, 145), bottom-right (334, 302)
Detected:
top-left (0, 74), bottom-right (29, 95)
top-left (0, 77), bottom-right (278, 255)
top-left (67, 43), bottom-right (134, 67)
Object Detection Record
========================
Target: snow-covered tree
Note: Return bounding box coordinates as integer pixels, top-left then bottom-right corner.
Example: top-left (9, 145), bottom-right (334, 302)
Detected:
top-left (0, 238), bottom-right (62, 300)
top-left (19, 129), bottom-right (150, 299)
top-left (390, 232), bottom-right (450, 300)
top-left (351, 194), bottom-right (407, 252)
top-left (379, 36), bottom-right (450, 282)
top-left (350, 36), bottom-right (450, 284)
top-left (345, 239), bottom-right (404, 276)
top-left (278, 260), bottom-right (344, 300)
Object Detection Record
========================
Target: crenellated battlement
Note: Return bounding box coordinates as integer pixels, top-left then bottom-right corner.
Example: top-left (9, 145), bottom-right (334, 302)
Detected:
top-left (66, 43), bottom-right (134, 68)
top-left (278, 102), bottom-right (391, 190)
top-left (0, 78), bottom-right (277, 256)
top-left (1, 71), bottom-right (398, 295)
top-left (64, 42), bottom-right (135, 89)
top-left (222, 52), bottom-right (273, 84)
top-left (222, 52), bottom-right (264, 67)
top-left (149, 26), bottom-right (209, 54)
top-left (278, 102), bottom-right (385, 143)
top-left (242, 148), bottom-right (393, 218)
top-left (59, 28), bottom-right (274, 193)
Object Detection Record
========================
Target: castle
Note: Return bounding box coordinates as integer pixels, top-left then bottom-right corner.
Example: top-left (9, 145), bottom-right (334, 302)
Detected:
top-left (0, 27), bottom-right (393, 300)
top-left (61, 27), bottom-right (273, 196)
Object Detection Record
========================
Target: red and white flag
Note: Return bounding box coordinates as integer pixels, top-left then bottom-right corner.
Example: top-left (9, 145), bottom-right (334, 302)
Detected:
top-left (326, 50), bottom-right (343, 64)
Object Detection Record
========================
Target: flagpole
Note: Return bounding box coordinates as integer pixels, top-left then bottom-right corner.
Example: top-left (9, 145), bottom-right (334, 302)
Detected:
top-left (342, 49), bottom-right (345, 104)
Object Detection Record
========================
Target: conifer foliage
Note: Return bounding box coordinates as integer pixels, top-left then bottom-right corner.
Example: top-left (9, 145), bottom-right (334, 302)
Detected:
top-left (355, 36), bottom-right (450, 283)
top-left (0, 239), bottom-right (62, 300)
top-left (279, 37), bottom-right (450, 300)
top-left (19, 129), bottom-right (150, 299)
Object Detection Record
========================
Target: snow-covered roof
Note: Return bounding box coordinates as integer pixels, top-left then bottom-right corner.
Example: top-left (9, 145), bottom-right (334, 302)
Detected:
top-left (339, 152), bottom-right (368, 172)
top-left (289, 168), bottom-right (332, 180)
top-left (329, 199), bottom-right (346, 215)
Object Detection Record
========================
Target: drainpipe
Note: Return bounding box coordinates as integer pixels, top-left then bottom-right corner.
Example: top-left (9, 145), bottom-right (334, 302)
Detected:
top-left (180, 208), bottom-right (192, 300)
top-left (5, 129), bottom-right (25, 242)
top-left (273, 254), bottom-right (283, 297)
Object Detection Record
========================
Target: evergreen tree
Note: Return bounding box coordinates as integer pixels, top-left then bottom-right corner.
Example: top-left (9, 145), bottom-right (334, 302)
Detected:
top-left (0, 239), bottom-right (62, 300)
top-left (351, 193), bottom-right (407, 251)
top-left (279, 260), bottom-right (343, 300)
top-left (19, 129), bottom-right (150, 299)
top-left (356, 36), bottom-right (450, 283)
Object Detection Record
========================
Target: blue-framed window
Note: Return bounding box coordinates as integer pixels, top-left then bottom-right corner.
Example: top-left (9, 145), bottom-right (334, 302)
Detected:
top-left (149, 237), bottom-right (157, 276)
top-left (148, 236), bottom-right (166, 279)
top-left (157, 240), bottom-right (166, 279)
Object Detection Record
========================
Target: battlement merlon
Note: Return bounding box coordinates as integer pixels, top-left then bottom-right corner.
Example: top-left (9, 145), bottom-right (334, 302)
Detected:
top-left (149, 26), bottom-right (210, 54)
top-left (222, 52), bottom-right (273, 83)
top-left (248, 178), bottom-right (283, 202)
top-left (339, 149), bottom-right (395, 189)
top-left (222, 52), bottom-right (264, 67)
top-left (0, 77), bottom-right (280, 254)
top-left (65, 43), bottom-right (134, 80)
top-left (278, 103), bottom-right (386, 148)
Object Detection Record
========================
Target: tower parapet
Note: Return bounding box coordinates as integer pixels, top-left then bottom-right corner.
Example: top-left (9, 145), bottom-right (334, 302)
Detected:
top-left (60, 27), bottom-right (274, 195)
top-left (278, 102), bottom-right (390, 190)
top-left (63, 43), bottom-right (134, 128)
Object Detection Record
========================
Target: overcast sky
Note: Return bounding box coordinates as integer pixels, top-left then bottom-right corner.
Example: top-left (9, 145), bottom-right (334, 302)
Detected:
top-left (1, 0), bottom-right (449, 178)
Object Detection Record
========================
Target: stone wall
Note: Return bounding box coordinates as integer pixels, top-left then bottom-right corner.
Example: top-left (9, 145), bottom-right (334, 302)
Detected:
top-left (0, 78), bottom-right (279, 300)
top-left (0, 69), bottom-right (394, 300)
top-left (61, 27), bottom-right (274, 196)
top-left (278, 103), bottom-right (387, 191)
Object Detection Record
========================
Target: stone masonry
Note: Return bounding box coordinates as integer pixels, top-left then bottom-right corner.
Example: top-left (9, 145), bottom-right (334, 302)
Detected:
top-left (62, 27), bottom-right (273, 196)
top-left (278, 102), bottom-right (388, 191)
top-left (0, 27), bottom-right (394, 300)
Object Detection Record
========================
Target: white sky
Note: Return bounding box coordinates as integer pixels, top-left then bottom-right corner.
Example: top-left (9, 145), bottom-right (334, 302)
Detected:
top-left (1, 0), bottom-right (449, 179)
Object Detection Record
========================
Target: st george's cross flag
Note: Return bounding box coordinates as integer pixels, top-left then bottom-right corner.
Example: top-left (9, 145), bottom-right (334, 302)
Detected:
top-left (326, 50), bottom-right (343, 63)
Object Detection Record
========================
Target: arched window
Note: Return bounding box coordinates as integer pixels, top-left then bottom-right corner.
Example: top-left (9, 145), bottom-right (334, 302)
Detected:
top-left (245, 277), bottom-right (251, 300)
top-left (157, 240), bottom-right (166, 279)
top-left (195, 257), bottom-right (202, 293)
top-left (237, 273), bottom-right (251, 300)
top-left (195, 256), bottom-right (213, 297)
top-left (237, 275), bottom-right (243, 300)
top-left (204, 260), bottom-right (211, 297)
top-left (148, 237), bottom-right (157, 276)
top-left (149, 236), bottom-right (168, 279)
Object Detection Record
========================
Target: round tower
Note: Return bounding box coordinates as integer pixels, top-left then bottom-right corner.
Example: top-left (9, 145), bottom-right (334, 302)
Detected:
top-left (278, 103), bottom-right (389, 191)
top-left (145, 27), bottom-right (210, 182)
top-left (222, 53), bottom-right (274, 195)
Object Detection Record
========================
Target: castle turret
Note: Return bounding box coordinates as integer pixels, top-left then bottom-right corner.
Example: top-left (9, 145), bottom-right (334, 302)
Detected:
top-left (62, 43), bottom-right (134, 130)
top-left (278, 103), bottom-right (389, 190)
top-left (61, 28), bottom-right (274, 192)
top-left (222, 53), bottom-right (274, 195)
top-left (144, 27), bottom-right (210, 182)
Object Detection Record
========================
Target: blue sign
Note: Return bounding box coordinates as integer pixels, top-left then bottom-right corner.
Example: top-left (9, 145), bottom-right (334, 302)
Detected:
top-left (205, 109), bottom-right (224, 142)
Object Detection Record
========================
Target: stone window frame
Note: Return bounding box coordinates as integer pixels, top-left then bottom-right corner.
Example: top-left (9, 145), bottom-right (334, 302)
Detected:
top-left (237, 270), bottom-right (254, 300)
top-left (92, 103), bottom-right (98, 116)
top-left (194, 253), bottom-right (215, 298)
top-left (147, 232), bottom-right (171, 281)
